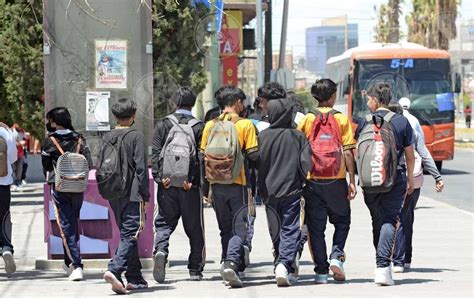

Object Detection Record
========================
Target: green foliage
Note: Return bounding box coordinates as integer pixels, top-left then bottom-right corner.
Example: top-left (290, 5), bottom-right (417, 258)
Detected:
top-left (0, 0), bottom-right (44, 139)
top-left (152, 0), bottom-right (209, 119)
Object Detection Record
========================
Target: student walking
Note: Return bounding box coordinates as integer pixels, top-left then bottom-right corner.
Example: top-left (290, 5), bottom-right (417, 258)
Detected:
top-left (201, 86), bottom-right (259, 288)
top-left (297, 79), bottom-right (357, 284)
top-left (151, 87), bottom-right (206, 282)
top-left (41, 108), bottom-right (92, 281)
top-left (390, 102), bottom-right (444, 273)
top-left (97, 98), bottom-right (150, 294)
top-left (0, 122), bottom-right (17, 275)
top-left (355, 83), bottom-right (415, 286)
top-left (258, 98), bottom-right (312, 287)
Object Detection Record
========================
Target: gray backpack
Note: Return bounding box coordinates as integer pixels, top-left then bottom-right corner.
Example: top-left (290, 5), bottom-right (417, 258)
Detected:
top-left (160, 115), bottom-right (201, 187)
top-left (356, 112), bottom-right (398, 193)
top-left (50, 137), bottom-right (89, 193)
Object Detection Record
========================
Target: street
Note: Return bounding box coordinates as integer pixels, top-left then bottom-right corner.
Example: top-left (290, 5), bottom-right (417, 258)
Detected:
top-left (422, 147), bottom-right (474, 212)
top-left (1, 187), bottom-right (472, 297)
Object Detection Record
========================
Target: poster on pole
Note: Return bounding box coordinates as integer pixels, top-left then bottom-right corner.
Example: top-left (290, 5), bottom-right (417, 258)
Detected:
top-left (86, 91), bottom-right (111, 131)
top-left (95, 40), bottom-right (127, 89)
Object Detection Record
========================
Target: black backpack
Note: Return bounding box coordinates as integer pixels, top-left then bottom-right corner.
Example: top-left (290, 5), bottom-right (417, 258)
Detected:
top-left (96, 129), bottom-right (135, 200)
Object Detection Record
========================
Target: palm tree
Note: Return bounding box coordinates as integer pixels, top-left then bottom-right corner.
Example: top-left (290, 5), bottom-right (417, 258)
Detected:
top-left (388, 0), bottom-right (402, 42)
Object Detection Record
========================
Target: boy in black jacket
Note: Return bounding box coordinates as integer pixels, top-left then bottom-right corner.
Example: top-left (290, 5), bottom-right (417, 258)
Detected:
top-left (258, 98), bottom-right (312, 287)
top-left (103, 98), bottom-right (150, 294)
top-left (151, 87), bottom-right (205, 282)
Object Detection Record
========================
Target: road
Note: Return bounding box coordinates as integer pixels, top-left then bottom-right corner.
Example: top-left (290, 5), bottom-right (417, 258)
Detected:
top-left (421, 147), bottom-right (474, 212)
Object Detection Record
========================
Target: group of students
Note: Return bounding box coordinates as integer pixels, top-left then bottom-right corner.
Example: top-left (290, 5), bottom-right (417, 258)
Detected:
top-left (0, 79), bottom-right (444, 294)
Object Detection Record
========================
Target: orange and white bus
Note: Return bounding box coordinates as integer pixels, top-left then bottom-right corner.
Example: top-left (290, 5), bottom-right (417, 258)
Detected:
top-left (326, 43), bottom-right (460, 171)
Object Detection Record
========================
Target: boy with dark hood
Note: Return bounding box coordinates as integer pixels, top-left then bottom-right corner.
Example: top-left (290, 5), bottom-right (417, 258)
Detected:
top-left (258, 98), bottom-right (312, 287)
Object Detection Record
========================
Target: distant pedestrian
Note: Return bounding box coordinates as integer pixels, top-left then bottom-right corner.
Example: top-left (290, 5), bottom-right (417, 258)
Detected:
top-left (151, 87), bottom-right (206, 282)
top-left (201, 86), bottom-right (259, 288)
top-left (297, 79), bottom-right (357, 284)
top-left (41, 108), bottom-right (92, 281)
top-left (258, 98), bottom-right (312, 287)
top-left (98, 98), bottom-right (150, 294)
top-left (464, 104), bottom-right (471, 128)
top-left (355, 83), bottom-right (415, 286)
top-left (0, 122), bottom-right (18, 275)
top-left (390, 102), bottom-right (444, 273)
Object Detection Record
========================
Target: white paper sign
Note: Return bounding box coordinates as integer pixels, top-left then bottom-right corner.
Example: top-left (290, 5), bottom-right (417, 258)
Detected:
top-left (86, 91), bottom-right (110, 131)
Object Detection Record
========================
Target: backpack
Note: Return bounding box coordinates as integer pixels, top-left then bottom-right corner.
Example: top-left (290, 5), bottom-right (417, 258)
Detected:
top-left (309, 109), bottom-right (343, 178)
top-left (356, 112), bottom-right (398, 193)
top-left (160, 115), bottom-right (201, 187)
top-left (0, 136), bottom-right (8, 177)
top-left (50, 136), bottom-right (89, 193)
top-left (96, 129), bottom-right (135, 200)
top-left (204, 114), bottom-right (244, 184)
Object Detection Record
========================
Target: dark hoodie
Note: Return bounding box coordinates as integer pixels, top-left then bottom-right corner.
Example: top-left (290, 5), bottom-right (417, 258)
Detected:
top-left (258, 99), bottom-right (312, 201)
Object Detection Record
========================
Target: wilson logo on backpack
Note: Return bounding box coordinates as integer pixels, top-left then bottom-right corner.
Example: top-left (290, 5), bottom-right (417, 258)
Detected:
top-left (50, 137), bottom-right (89, 193)
top-left (356, 112), bottom-right (398, 193)
top-left (160, 115), bottom-right (201, 187)
top-left (204, 114), bottom-right (243, 184)
top-left (309, 109), bottom-right (343, 178)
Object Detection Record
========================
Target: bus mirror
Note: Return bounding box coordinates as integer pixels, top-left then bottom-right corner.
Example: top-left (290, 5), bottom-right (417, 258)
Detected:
top-left (454, 73), bottom-right (461, 93)
top-left (343, 74), bottom-right (351, 95)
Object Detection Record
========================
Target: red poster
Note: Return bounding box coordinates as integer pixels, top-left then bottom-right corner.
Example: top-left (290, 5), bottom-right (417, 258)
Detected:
top-left (222, 56), bottom-right (238, 86)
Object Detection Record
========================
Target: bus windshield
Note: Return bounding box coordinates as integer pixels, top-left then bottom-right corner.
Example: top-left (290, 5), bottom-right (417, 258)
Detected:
top-left (352, 58), bottom-right (454, 125)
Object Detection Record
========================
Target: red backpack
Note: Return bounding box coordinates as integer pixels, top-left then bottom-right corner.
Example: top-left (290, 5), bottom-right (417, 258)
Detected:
top-left (309, 109), bottom-right (343, 178)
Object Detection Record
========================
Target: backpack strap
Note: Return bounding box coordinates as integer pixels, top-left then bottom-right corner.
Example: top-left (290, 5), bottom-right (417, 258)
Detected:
top-left (166, 114), bottom-right (197, 146)
top-left (76, 138), bottom-right (82, 154)
top-left (187, 118), bottom-right (202, 128)
top-left (383, 111), bottom-right (396, 123)
top-left (49, 137), bottom-right (65, 155)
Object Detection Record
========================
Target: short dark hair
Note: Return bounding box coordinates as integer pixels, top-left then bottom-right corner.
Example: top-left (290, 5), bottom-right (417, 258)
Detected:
top-left (216, 85), bottom-right (246, 108)
top-left (173, 86), bottom-right (196, 108)
top-left (111, 98), bottom-right (137, 120)
top-left (311, 79), bottom-right (337, 102)
top-left (388, 102), bottom-right (404, 115)
top-left (46, 107), bottom-right (75, 131)
top-left (214, 88), bottom-right (225, 109)
top-left (287, 91), bottom-right (306, 114)
top-left (257, 82), bottom-right (286, 100)
top-left (367, 82), bottom-right (392, 105)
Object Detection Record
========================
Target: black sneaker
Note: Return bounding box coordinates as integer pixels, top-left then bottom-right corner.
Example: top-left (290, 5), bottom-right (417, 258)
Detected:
top-left (126, 278), bottom-right (148, 290)
top-left (222, 261), bottom-right (242, 288)
top-left (189, 271), bottom-right (203, 281)
top-left (153, 251), bottom-right (167, 283)
top-left (104, 271), bottom-right (128, 295)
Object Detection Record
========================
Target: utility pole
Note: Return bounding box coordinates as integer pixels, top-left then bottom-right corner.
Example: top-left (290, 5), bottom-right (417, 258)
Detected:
top-left (256, 0), bottom-right (264, 89)
top-left (278, 0), bottom-right (289, 69)
top-left (264, 0), bottom-right (272, 82)
top-left (210, 0), bottom-right (221, 95)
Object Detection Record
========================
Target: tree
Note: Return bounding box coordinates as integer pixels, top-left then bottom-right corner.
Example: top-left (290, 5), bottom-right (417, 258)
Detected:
top-left (406, 0), bottom-right (458, 50)
top-left (152, 0), bottom-right (209, 119)
top-left (374, 4), bottom-right (390, 43)
top-left (0, 0), bottom-right (44, 139)
top-left (374, 1), bottom-right (403, 43)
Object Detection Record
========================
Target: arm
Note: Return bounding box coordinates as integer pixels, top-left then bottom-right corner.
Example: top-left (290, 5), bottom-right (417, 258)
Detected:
top-left (7, 130), bottom-right (18, 164)
top-left (134, 133), bottom-right (150, 202)
top-left (151, 121), bottom-right (166, 184)
top-left (80, 137), bottom-right (93, 169)
top-left (188, 122), bottom-right (204, 186)
top-left (344, 149), bottom-right (357, 200)
top-left (257, 136), bottom-right (268, 199)
top-left (41, 138), bottom-right (54, 172)
top-left (415, 131), bottom-right (443, 192)
top-left (200, 122), bottom-right (211, 198)
top-left (404, 145), bottom-right (415, 195)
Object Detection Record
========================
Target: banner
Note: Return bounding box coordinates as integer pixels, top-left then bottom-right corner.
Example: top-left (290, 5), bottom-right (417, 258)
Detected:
top-left (219, 10), bottom-right (243, 56)
top-left (95, 40), bottom-right (127, 89)
top-left (222, 55), bottom-right (238, 86)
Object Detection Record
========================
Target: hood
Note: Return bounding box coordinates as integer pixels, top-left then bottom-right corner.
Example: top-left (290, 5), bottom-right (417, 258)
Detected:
top-left (51, 130), bottom-right (80, 140)
top-left (268, 98), bottom-right (293, 129)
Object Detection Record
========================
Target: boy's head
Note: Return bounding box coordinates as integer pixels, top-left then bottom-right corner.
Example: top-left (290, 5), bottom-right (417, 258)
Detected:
top-left (388, 102), bottom-right (404, 115)
top-left (46, 107), bottom-right (75, 131)
top-left (287, 91), bottom-right (306, 114)
top-left (366, 82), bottom-right (392, 112)
top-left (311, 79), bottom-right (337, 107)
top-left (216, 85), bottom-right (246, 114)
top-left (258, 82), bottom-right (287, 115)
top-left (111, 98), bottom-right (137, 126)
top-left (173, 86), bottom-right (196, 109)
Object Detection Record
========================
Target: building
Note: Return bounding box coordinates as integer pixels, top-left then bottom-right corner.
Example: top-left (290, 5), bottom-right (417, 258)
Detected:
top-left (305, 23), bottom-right (358, 76)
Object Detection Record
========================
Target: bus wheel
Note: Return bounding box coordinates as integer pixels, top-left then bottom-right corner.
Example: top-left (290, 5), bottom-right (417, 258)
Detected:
top-left (435, 161), bottom-right (443, 173)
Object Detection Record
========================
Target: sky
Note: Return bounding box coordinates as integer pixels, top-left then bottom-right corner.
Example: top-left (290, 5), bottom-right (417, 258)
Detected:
top-left (268, 0), bottom-right (474, 57)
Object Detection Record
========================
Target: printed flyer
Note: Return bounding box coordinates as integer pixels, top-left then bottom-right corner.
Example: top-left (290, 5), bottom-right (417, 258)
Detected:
top-left (95, 40), bottom-right (127, 89)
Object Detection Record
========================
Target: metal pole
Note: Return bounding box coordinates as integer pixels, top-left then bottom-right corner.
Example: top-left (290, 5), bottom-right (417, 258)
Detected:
top-left (256, 0), bottom-right (264, 88)
top-left (264, 0), bottom-right (273, 82)
top-left (278, 0), bottom-right (289, 69)
top-left (210, 0), bottom-right (221, 95)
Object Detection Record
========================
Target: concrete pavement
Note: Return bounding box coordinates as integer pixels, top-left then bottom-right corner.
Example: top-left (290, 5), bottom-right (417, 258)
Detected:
top-left (0, 189), bottom-right (473, 297)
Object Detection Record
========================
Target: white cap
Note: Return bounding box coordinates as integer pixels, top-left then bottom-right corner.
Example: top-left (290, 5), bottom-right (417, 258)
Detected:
top-left (399, 97), bottom-right (411, 109)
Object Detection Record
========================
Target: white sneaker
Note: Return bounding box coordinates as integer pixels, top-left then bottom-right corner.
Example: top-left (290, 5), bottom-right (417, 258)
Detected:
top-left (2, 251), bottom-right (16, 274)
top-left (68, 267), bottom-right (83, 281)
top-left (275, 263), bottom-right (291, 287)
top-left (374, 267), bottom-right (394, 286)
top-left (393, 265), bottom-right (404, 273)
top-left (329, 258), bottom-right (346, 281)
top-left (62, 263), bottom-right (73, 276)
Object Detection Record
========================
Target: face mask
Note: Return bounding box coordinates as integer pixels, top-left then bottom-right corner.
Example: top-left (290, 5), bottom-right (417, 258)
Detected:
top-left (46, 122), bottom-right (56, 132)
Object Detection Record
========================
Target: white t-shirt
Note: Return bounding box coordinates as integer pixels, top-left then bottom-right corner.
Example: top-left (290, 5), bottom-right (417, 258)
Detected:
top-left (0, 127), bottom-right (18, 186)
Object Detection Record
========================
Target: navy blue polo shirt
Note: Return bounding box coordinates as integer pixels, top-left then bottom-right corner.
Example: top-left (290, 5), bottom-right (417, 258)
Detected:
top-left (355, 108), bottom-right (414, 170)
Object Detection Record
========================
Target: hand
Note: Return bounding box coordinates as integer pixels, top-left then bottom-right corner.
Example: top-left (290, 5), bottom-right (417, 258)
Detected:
top-left (347, 182), bottom-right (357, 200)
top-left (406, 178), bottom-right (414, 196)
top-left (182, 181), bottom-right (193, 191)
top-left (143, 201), bottom-right (149, 210)
top-left (435, 180), bottom-right (444, 192)
top-left (162, 178), bottom-right (171, 189)
top-left (203, 196), bottom-right (213, 204)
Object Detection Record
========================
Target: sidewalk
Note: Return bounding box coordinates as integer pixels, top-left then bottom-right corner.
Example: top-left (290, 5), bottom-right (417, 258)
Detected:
top-left (0, 190), bottom-right (472, 297)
